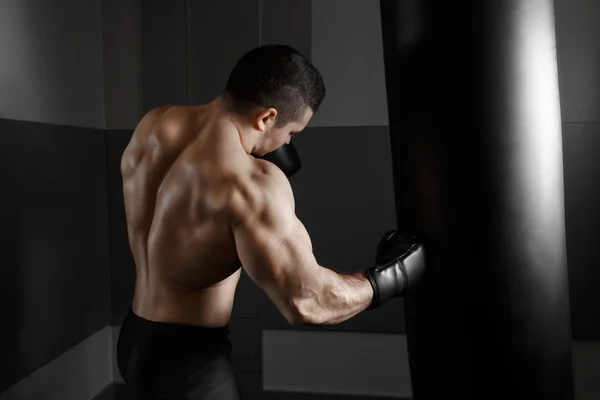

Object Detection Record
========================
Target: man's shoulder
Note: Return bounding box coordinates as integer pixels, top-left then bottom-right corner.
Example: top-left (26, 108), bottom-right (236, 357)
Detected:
top-left (248, 155), bottom-right (290, 189)
top-left (226, 158), bottom-right (292, 221)
top-left (138, 105), bottom-right (198, 131)
top-left (130, 106), bottom-right (177, 140)
top-left (140, 105), bottom-right (174, 124)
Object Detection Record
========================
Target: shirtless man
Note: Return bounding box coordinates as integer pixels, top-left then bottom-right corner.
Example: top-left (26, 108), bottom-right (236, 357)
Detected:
top-left (116, 44), bottom-right (425, 399)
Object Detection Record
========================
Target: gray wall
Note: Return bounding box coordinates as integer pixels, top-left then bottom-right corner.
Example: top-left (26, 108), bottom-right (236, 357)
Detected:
top-left (554, 1), bottom-right (600, 394)
top-left (555, 0), bottom-right (600, 341)
top-left (0, 0), bottom-right (140, 398)
top-left (309, 0), bottom-right (389, 127)
top-left (0, 117), bottom-right (111, 397)
top-left (0, 0), bottom-right (105, 128)
top-left (102, 0), bottom-right (142, 130)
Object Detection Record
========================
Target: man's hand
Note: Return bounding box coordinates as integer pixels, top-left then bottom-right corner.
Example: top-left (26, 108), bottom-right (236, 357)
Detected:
top-left (364, 231), bottom-right (426, 310)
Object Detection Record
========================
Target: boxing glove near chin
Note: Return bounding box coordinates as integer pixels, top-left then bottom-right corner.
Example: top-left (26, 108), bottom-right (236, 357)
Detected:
top-left (252, 142), bottom-right (301, 177)
top-left (364, 231), bottom-right (426, 310)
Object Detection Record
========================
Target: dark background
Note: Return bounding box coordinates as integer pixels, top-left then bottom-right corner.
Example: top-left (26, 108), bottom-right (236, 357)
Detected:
top-left (0, 0), bottom-right (598, 399)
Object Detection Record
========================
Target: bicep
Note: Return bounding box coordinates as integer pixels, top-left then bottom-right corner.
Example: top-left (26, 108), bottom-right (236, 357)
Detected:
top-left (229, 182), bottom-right (321, 322)
top-left (233, 213), bottom-right (316, 289)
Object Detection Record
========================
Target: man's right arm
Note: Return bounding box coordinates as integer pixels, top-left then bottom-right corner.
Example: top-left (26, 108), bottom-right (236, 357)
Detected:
top-left (227, 167), bottom-right (374, 326)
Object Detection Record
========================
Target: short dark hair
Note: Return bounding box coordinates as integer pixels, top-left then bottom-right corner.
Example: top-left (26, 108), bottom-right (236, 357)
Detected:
top-left (222, 45), bottom-right (326, 127)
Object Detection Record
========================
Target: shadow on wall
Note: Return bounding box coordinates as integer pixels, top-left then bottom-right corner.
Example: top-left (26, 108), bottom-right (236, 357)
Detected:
top-left (0, 149), bottom-right (23, 392)
top-left (0, 118), bottom-right (112, 393)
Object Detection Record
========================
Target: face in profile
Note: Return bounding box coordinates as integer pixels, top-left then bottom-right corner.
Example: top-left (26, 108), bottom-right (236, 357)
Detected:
top-left (255, 107), bottom-right (313, 155)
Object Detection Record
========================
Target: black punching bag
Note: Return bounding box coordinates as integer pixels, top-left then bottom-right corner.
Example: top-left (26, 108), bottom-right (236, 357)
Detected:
top-left (379, 1), bottom-right (574, 399)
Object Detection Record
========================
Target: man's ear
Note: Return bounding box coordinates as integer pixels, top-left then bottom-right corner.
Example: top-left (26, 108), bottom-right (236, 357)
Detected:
top-left (255, 108), bottom-right (278, 132)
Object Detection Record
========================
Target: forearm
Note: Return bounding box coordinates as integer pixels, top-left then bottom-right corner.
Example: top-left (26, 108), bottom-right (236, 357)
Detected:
top-left (294, 267), bottom-right (374, 326)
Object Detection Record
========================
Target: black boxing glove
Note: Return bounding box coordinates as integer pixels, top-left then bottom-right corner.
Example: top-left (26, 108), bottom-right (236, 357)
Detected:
top-left (252, 141), bottom-right (301, 177)
top-left (364, 231), bottom-right (426, 310)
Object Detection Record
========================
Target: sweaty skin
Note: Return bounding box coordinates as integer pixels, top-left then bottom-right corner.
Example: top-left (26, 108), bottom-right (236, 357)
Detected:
top-left (122, 102), bottom-right (373, 328)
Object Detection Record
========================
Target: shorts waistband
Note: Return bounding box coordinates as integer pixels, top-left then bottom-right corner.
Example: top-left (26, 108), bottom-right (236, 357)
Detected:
top-left (124, 308), bottom-right (231, 337)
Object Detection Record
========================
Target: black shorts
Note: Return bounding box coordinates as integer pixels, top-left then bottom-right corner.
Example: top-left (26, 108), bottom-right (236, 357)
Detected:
top-left (117, 308), bottom-right (242, 399)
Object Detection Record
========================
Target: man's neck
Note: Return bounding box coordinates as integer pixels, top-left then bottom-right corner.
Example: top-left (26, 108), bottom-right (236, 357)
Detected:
top-left (208, 95), bottom-right (258, 154)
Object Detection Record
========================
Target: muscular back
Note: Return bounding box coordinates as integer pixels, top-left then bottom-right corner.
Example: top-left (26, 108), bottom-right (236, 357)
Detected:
top-left (122, 104), bottom-right (322, 328)
top-left (121, 105), bottom-right (277, 326)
